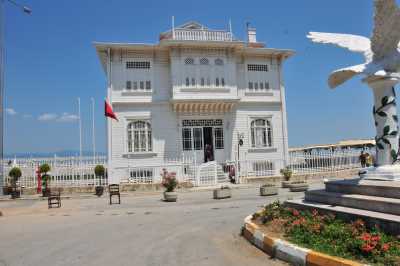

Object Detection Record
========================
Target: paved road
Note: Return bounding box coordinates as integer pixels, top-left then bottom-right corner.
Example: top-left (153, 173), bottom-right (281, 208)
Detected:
top-left (0, 186), bottom-right (319, 266)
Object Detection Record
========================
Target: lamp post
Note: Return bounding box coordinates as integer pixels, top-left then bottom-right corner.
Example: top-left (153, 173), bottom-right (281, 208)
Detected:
top-left (0, 0), bottom-right (31, 194)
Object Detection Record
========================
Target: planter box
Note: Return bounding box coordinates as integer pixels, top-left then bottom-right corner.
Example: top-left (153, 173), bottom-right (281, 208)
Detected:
top-left (213, 188), bottom-right (231, 199)
top-left (163, 191), bottom-right (178, 202)
top-left (11, 190), bottom-right (21, 199)
top-left (289, 182), bottom-right (309, 192)
top-left (95, 186), bottom-right (104, 197)
top-left (281, 181), bottom-right (292, 188)
top-left (2, 186), bottom-right (12, 195)
top-left (260, 186), bottom-right (278, 196)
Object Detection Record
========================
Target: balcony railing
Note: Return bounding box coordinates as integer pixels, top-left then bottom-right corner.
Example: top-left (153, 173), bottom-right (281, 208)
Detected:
top-left (173, 29), bottom-right (233, 42)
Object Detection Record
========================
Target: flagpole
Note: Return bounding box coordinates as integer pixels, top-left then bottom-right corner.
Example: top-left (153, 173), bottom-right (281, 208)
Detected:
top-left (91, 97), bottom-right (96, 164)
top-left (78, 97), bottom-right (82, 164)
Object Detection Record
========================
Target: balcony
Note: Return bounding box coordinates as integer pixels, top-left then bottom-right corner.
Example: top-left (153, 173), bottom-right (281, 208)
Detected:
top-left (173, 29), bottom-right (233, 42)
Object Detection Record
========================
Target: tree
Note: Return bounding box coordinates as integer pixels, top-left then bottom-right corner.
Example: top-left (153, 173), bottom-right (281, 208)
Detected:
top-left (8, 167), bottom-right (22, 190)
top-left (39, 163), bottom-right (51, 194)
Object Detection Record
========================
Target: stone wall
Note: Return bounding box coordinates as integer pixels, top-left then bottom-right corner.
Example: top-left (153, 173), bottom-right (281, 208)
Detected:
top-left (18, 169), bottom-right (359, 195)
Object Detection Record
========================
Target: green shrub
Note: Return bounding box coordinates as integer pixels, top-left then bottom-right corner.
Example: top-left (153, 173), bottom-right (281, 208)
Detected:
top-left (39, 163), bottom-right (51, 174)
top-left (280, 167), bottom-right (292, 180)
top-left (8, 167), bottom-right (22, 187)
top-left (94, 165), bottom-right (105, 177)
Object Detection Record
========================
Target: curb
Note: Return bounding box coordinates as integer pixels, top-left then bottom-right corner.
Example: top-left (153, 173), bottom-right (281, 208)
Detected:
top-left (242, 215), bottom-right (367, 266)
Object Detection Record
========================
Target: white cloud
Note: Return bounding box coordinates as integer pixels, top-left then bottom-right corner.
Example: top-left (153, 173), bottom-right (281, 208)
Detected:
top-left (38, 113), bottom-right (58, 121)
top-left (57, 112), bottom-right (79, 123)
top-left (6, 108), bottom-right (17, 115)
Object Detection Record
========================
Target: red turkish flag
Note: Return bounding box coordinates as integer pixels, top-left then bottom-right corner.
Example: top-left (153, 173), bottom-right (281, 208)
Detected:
top-left (105, 100), bottom-right (118, 121)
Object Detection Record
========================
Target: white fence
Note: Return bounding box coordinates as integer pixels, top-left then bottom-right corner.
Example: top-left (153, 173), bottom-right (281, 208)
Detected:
top-left (3, 156), bottom-right (107, 189)
top-left (2, 149), bottom-right (373, 189)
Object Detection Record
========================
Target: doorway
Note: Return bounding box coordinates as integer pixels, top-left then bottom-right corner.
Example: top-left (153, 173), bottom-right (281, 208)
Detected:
top-left (203, 127), bottom-right (214, 162)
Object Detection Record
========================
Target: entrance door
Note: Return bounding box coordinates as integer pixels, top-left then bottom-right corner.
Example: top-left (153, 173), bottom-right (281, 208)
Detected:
top-left (203, 127), bottom-right (214, 162)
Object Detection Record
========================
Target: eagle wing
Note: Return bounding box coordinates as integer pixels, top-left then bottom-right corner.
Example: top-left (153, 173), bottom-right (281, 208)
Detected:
top-left (371, 0), bottom-right (400, 61)
top-left (307, 32), bottom-right (371, 60)
top-left (328, 64), bottom-right (367, 89)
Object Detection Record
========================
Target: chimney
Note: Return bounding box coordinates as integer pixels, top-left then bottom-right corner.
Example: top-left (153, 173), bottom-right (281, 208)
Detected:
top-left (246, 23), bottom-right (265, 48)
top-left (247, 27), bottom-right (257, 43)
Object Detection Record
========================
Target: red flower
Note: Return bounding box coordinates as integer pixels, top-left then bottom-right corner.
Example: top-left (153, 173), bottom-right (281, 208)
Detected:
top-left (371, 235), bottom-right (381, 242)
top-left (382, 243), bottom-right (390, 252)
top-left (361, 244), bottom-right (374, 253)
top-left (292, 209), bottom-right (300, 216)
top-left (292, 219), bottom-right (301, 226)
top-left (360, 233), bottom-right (371, 241)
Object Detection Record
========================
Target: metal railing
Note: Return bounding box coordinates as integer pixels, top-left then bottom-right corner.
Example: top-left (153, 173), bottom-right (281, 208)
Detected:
top-left (173, 29), bottom-right (233, 42)
top-left (1, 149), bottom-right (373, 188)
top-left (3, 156), bottom-right (107, 189)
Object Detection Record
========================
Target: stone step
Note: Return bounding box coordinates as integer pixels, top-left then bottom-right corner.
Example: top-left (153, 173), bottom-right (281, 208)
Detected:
top-left (325, 178), bottom-right (400, 199)
top-left (305, 189), bottom-right (400, 216)
top-left (285, 199), bottom-right (400, 235)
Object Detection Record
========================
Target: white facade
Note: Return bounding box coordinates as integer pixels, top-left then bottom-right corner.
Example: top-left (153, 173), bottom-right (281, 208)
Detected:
top-left (94, 21), bottom-right (294, 184)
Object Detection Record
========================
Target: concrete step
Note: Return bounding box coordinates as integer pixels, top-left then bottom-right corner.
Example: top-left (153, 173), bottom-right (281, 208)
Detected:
top-left (326, 178), bottom-right (400, 199)
top-left (305, 189), bottom-right (400, 216)
top-left (285, 199), bottom-right (400, 235)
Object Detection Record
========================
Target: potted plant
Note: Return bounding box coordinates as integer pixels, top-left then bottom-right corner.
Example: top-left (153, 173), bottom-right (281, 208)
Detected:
top-left (213, 185), bottom-right (231, 199)
top-left (94, 165), bottom-right (105, 197)
top-left (39, 163), bottom-right (51, 197)
top-left (2, 180), bottom-right (12, 195)
top-left (280, 167), bottom-right (293, 188)
top-left (9, 167), bottom-right (22, 199)
top-left (259, 183), bottom-right (278, 196)
top-left (161, 168), bottom-right (178, 202)
top-left (288, 181), bottom-right (309, 192)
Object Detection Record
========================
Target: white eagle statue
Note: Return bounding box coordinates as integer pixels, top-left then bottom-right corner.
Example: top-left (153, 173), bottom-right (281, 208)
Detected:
top-left (308, 0), bottom-right (400, 88)
top-left (308, 0), bottom-right (400, 179)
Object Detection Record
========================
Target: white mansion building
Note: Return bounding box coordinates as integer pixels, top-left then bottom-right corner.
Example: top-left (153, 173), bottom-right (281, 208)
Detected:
top-left (94, 21), bottom-right (294, 184)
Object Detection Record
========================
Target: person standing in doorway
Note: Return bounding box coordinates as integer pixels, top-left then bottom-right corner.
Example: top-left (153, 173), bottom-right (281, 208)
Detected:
top-left (205, 144), bottom-right (213, 162)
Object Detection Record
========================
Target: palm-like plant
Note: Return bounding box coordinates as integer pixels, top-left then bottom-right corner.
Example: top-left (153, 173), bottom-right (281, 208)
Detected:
top-left (94, 164), bottom-right (106, 190)
top-left (39, 163), bottom-right (51, 195)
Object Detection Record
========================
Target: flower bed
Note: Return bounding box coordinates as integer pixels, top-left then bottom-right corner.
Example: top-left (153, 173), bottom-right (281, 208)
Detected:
top-left (252, 201), bottom-right (400, 266)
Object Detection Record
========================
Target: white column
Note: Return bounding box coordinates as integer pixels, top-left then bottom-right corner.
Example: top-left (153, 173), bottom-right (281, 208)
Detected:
top-left (369, 77), bottom-right (399, 166)
top-left (361, 77), bottom-right (400, 180)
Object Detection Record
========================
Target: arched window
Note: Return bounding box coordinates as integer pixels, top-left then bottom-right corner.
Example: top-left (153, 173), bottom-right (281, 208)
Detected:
top-left (191, 78), bottom-right (196, 86)
top-left (221, 78), bottom-right (225, 87)
top-left (201, 78), bottom-right (205, 86)
top-left (215, 78), bottom-right (220, 87)
top-left (185, 58), bottom-right (194, 65)
top-left (185, 77), bottom-right (190, 87)
top-left (251, 119), bottom-right (272, 148)
top-left (127, 121), bottom-right (152, 152)
top-left (215, 58), bottom-right (224, 66)
top-left (200, 58), bottom-right (209, 65)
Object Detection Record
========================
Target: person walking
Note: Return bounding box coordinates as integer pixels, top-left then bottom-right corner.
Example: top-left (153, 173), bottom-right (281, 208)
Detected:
top-left (359, 151), bottom-right (366, 168)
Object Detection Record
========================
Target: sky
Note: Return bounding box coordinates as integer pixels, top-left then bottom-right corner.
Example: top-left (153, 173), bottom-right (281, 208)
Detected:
top-left (3, 0), bottom-right (391, 154)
